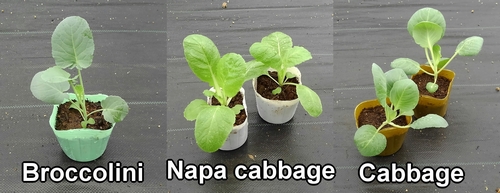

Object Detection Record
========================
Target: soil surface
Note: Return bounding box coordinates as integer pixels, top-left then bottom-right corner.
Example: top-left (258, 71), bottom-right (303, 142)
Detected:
top-left (358, 106), bottom-right (408, 129)
top-left (256, 71), bottom-right (299, 100)
top-left (412, 73), bottom-right (451, 99)
top-left (56, 100), bottom-right (112, 130)
top-left (211, 91), bottom-right (247, 126)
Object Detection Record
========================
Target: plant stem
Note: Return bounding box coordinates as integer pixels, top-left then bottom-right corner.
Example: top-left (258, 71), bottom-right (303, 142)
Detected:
top-left (77, 69), bottom-right (88, 120)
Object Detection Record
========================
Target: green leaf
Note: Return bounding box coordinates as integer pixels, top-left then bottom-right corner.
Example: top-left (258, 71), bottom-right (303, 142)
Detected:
top-left (183, 34), bottom-right (220, 85)
top-left (371, 63), bottom-right (388, 108)
top-left (456, 36), bottom-right (484, 56)
top-left (385, 106), bottom-right (398, 122)
top-left (389, 79), bottom-right (419, 112)
top-left (285, 71), bottom-right (296, 79)
top-left (244, 60), bottom-right (268, 81)
top-left (426, 82), bottom-right (438, 93)
top-left (272, 87), bottom-right (282, 95)
top-left (400, 110), bottom-right (414, 116)
top-left (385, 68), bottom-right (408, 94)
top-left (30, 71), bottom-right (70, 104)
top-left (411, 114), bottom-right (448, 129)
top-left (215, 53), bottom-right (246, 98)
top-left (354, 125), bottom-right (387, 157)
top-left (432, 44), bottom-right (442, 65)
top-left (184, 99), bottom-right (210, 121)
top-left (411, 21), bottom-right (444, 48)
top-left (51, 16), bottom-right (95, 70)
top-left (41, 66), bottom-right (72, 83)
top-left (408, 7), bottom-right (446, 38)
top-left (101, 96), bottom-right (129, 123)
top-left (437, 58), bottom-right (450, 70)
top-left (87, 118), bottom-right (95, 125)
top-left (391, 58), bottom-right (421, 75)
top-left (231, 104), bottom-right (244, 115)
top-left (249, 42), bottom-right (280, 69)
top-left (283, 46), bottom-right (312, 68)
top-left (296, 84), bottom-right (322, 117)
top-left (195, 106), bottom-right (235, 153)
top-left (202, 90), bottom-right (215, 98)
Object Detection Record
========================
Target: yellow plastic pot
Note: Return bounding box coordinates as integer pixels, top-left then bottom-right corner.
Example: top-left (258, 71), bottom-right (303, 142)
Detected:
top-left (411, 65), bottom-right (455, 118)
top-left (354, 99), bottom-right (412, 156)
top-left (50, 94), bottom-right (114, 162)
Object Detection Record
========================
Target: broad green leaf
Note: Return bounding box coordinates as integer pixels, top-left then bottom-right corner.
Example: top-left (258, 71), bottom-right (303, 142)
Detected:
top-left (390, 79), bottom-right (419, 112)
top-left (412, 21), bottom-right (444, 48)
top-left (249, 42), bottom-right (280, 69)
top-left (456, 36), bottom-right (484, 56)
top-left (426, 82), bottom-right (439, 93)
top-left (385, 106), bottom-right (398, 122)
top-left (202, 90), bottom-right (215, 98)
top-left (41, 66), bottom-right (72, 83)
top-left (231, 104), bottom-right (244, 115)
top-left (296, 84), bottom-right (322, 117)
top-left (283, 46), bottom-right (312, 68)
top-left (411, 114), bottom-right (448, 129)
top-left (184, 99), bottom-right (210, 121)
top-left (244, 60), bottom-right (268, 81)
top-left (101, 96), bottom-right (129, 123)
top-left (30, 71), bottom-right (70, 104)
top-left (183, 34), bottom-right (220, 85)
top-left (215, 53), bottom-right (246, 98)
top-left (437, 58), bottom-right (450, 70)
top-left (385, 68), bottom-right (408, 94)
top-left (261, 31), bottom-right (293, 55)
top-left (272, 87), bottom-right (282, 95)
top-left (354, 125), bottom-right (387, 157)
top-left (52, 16), bottom-right (95, 70)
top-left (194, 106), bottom-right (235, 153)
top-left (408, 7), bottom-right (446, 38)
top-left (432, 44), bottom-right (442, 65)
top-left (391, 58), bottom-right (421, 75)
top-left (371, 63), bottom-right (388, 108)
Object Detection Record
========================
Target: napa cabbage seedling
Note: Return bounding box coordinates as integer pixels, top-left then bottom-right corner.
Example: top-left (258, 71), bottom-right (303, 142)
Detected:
top-left (248, 31), bottom-right (322, 117)
top-left (391, 7), bottom-right (483, 93)
top-left (354, 63), bottom-right (449, 157)
top-left (182, 34), bottom-right (250, 153)
top-left (30, 16), bottom-right (129, 128)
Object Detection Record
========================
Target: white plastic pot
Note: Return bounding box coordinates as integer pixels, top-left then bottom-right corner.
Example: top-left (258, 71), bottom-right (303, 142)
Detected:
top-left (252, 67), bottom-right (301, 124)
top-left (207, 87), bottom-right (248, 151)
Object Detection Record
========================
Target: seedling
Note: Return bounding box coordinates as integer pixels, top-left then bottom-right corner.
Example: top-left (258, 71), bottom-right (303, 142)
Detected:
top-left (248, 31), bottom-right (322, 117)
top-left (391, 7), bottom-right (483, 93)
top-left (354, 63), bottom-right (449, 157)
top-left (183, 34), bottom-right (249, 153)
top-left (30, 16), bottom-right (129, 128)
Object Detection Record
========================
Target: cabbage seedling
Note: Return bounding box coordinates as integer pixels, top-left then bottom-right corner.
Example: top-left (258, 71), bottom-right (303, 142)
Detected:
top-left (248, 31), bottom-right (322, 117)
top-left (391, 7), bottom-right (483, 93)
top-left (182, 34), bottom-right (249, 153)
top-left (354, 63), bottom-right (449, 157)
top-left (30, 16), bottom-right (129, 128)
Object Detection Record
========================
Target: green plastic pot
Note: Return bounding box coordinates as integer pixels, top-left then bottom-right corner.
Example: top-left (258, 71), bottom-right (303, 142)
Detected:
top-left (49, 94), bottom-right (114, 162)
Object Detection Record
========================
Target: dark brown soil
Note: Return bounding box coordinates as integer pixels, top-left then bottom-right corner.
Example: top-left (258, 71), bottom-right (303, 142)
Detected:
top-left (358, 106), bottom-right (408, 129)
top-left (412, 73), bottom-right (451, 99)
top-left (55, 100), bottom-right (112, 130)
top-left (256, 71), bottom-right (300, 100)
top-left (211, 91), bottom-right (247, 126)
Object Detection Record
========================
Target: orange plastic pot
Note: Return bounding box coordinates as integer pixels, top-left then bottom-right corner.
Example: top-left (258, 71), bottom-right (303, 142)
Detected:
top-left (354, 99), bottom-right (412, 156)
top-left (411, 65), bottom-right (455, 118)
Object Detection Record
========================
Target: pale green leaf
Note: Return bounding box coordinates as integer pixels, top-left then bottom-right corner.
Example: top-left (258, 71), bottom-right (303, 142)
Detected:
top-left (231, 104), bottom-right (244, 115)
top-left (30, 71), bottom-right (70, 104)
top-left (456, 36), bottom-right (484, 56)
top-left (296, 84), bottom-right (322, 117)
top-left (184, 99), bottom-right (210, 121)
top-left (408, 7), bottom-right (446, 38)
top-left (41, 66), bottom-right (72, 83)
top-left (411, 114), bottom-right (448, 129)
top-left (400, 110), bottom-right (414, 116)
top-left (51, 16), bottom-right (95, 70)
top-left (371, 63), bottom-right (388, 108)
top-left (101, 96), bottom-right (129, 123)
top-left (203, 90), bottom-right (215, 98)
top-left (437, 58), bottom-right (450, 70)
top-left (432, 44), bottom-right (442, 65)
top-left (385, 68), bottom-right (408, 94)
top-left (183, 34), bottom-right (220, 85)
top-left (426, 82), bottom-right (438, 93)
top-left (412, 21), bottom-right (444, 48)
top-left (354, 125), bottom-right (387, 157)
top-left (215, 53), bottom-right (246, 98)
top-left (391, 58), bottom-right (421, 75)
top-left (244, 60), bottom-right (268, 81)
top-left (249, 42), bottom-right (280, 69)
top-left (272, 87), bottom-right (282, 95)
top-left (285, 71), bottom-right (296, 79)
top-left (390, 79), bottom-right (419, 112)
top-left (195, 106), bottom-right (235, 153)
top-left (283, 46), bottom-right (312, 68)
